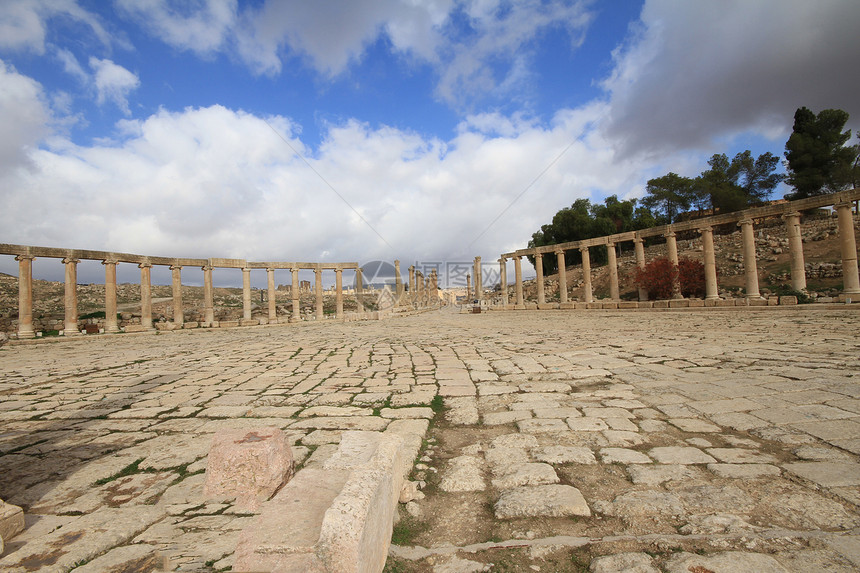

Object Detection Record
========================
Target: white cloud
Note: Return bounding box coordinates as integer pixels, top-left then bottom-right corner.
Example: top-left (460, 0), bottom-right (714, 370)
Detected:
top-left (0, 59), bottom-right (50, 173)
top-left (602, 0), bottom-right (860, 156)
top-left (89, 57), bottom-right (139, 115)
top-left (0, 0), bottom-right (112, 54)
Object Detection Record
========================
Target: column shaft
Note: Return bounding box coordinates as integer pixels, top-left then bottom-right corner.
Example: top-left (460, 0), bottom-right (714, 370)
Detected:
top-left (499, 258), bottom-right (508, 307)
top-left (665, 231), bottom-right (682, 298)
top-left (315, 266), bottom-right (324, 320)
top-left (466, 274), bottom-right (471, 302)
top-left (555, 250), bottom-right (568, 304)
top-left (15, 255), bottom-right (35, 338)
top-left (474, 256), bottom-right (482, 301)
top-left (535, 252), bottom-right (545, 305)
top-left (700, 227), bottom-right (719, 300)
top-left (335, 269), bottom-right (343, 318)
top-left (634, 237), bottom-right (648, 301)
top-left (409, 266), bottom-right (416, 305)
top-left (514, 256), bottom-right (524, 308)
top-left (580, 247), bottom-right (593, 303)
top-left (739, 219), bottom-right (761, 298)
top-left (355, 268), bottom-right (364, 313)
top-left (783, 212), bottom-right (807, 292)
top-left (203, 265), bottom-right (215, 325)
top-left (139, 263), bottom-right (153, 330)
top-left (606, 243), bottom-right (619, 301)
top-left (103, 260), bottom-right (120, 333)
top-left (170, 265), bottom-right (183, 326)
top-left (267, 268), bottom-right (277, 323)
top-left (291, 267), bottom-right (301, 321)
top-left (394, 260), bottom-right (403, 303)
top-left (242, 267), bottom-right (252, 320)
top-left (836, 202), bottom-right (860, 294)
top-left (63, 258), bottom-right (81, 335)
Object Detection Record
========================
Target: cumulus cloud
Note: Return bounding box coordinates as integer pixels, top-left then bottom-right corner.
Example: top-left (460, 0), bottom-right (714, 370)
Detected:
top-left (602, 0), bottom-right (860, 157)
top-left (0, 0), bottom-right (111, 54)
top-left (89, 57), bottom-right (139, 114)
top-left (0, 59), bottom-right (50, 173)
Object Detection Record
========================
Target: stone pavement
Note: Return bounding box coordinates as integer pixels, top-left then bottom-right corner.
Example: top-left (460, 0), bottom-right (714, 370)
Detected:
top-left (0, 307), bottom-right (859, 572)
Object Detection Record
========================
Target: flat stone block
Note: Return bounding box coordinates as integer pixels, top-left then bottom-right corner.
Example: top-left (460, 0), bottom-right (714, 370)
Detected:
top-left (669, 299), bottom-right (689, 308)
top-left (525, 302), bottom-right (538, 310)
top-left (652, 300), bottom-right (669, 308)
top-left (688, 298), bottom-right (704, 307)
top-left (495, 485), bottom-right (591, 519)
top-left (779, 295), bottom-right (798, 305)
top-left (599, 447), bottom-right (651, 464)
top-left (648, 446), bottom-right (717, 464)
top-left (573, 302), bottom-right (588, 309)
top-left (440, 455), bottom-right (486, 492)
top-left (783, 461), bottom-right (860, 487)
top-left (715, 298), bottom-right (736, 306)
top-left (767, 296), bottom-right (779, 306)
top-left (122, 324), bottom-right (149, 332)
top-left (219, 320), bottom-right (239, 328)
top-left (707, 463), bottom-right (781, 479)
top-left (664, 551), bottom-right (789, 573)
top-left (585, 302), bottom-right (602, 309)
top-left (637, 301), bottom-right (653, 308)
top-left (749, 298), bottom-right (768, 306)
top-left (601, 302), bottom-right (618, 309)
top-left (491, 462), bottom-right (559, 489)
top-left (590, 553), bottom-right (658, 573)
top-left (482, 410), bottom-right (532, 425)
top-left (0, 499), bottom-right (25, 542)
top-left (567, 417), bottom-right (609, 431)
top-left (204, 427), bottom-right (294, 510)
top-left (532, 445), bottom-right (596, 465)
top-left (559, 302), bottom-right (576, 309)
top-left (240, 318), bottom-right (260, 326)
top-left (517, 418), bottom-right (569, 433)
top-left (182, 321), bottom-right (198, 329)
top-left (536, 303), bottom-right (557, 310)
top-left (617, 301), bottom-right (638, 309)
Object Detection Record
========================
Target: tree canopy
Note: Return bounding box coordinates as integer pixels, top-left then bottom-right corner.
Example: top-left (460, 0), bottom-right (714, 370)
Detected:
top-left (784, 107), bottom-right (858, 199)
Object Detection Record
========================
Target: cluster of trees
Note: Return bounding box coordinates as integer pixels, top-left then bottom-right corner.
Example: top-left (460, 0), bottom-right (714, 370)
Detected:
top-left (529, 107), bottom-right (859, 269)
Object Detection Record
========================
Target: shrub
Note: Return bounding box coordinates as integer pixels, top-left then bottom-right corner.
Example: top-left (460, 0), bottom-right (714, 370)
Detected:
top-left (678, 258), bottom-right (706, 298)
top-left (633, 257), bottom-right (677, 300)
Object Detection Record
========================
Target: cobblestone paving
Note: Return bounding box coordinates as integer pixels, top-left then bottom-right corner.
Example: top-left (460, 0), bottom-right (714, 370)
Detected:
top-left (1, 308), bottom-right (860, 572)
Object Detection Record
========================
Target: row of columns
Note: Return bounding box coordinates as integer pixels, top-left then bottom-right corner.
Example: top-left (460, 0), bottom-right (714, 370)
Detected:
top-left (395, 260), bottom-right (440, 308)
top-left (14, 259), bottom-right (366, 338)
top-left (499, 204), bottom-right (859, 306)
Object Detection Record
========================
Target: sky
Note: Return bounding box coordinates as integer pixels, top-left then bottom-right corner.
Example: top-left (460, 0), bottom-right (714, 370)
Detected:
top-left (1, 0), bottom-right (859, 288)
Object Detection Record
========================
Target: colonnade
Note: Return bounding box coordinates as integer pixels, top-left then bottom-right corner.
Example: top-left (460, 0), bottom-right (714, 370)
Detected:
top-left (2, 245), bottom-right (367, 338)
top-left (499, 190), bottom-right (860, 308)
top-left (400, 261), bottom-right (440, 308)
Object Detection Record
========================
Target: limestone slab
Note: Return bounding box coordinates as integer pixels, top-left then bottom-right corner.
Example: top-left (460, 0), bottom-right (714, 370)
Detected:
top-left (494, 485), bottom-right (591, 519)
top-left (531, 446), bottom-right (596, 465)
top-left (707, 463), bottom-right (781, 479)
top-left (589, 552), bottom-right (659, 573)
top-left (491, 462), bottom-right (559, 489)
top-left (599, 447), bottom-right (651, 464)
top-left (567, 417), bottom-right (609, 431)
top-left (782, 461), bottom-right (860, 487)
top-left (648, 446), bottom-right (717, 464)
top-left (516, 418), bottom-right (569, 433)
top-left (440, 456), bottom-right (486, 492)
top-left (705, 447), bottom-right (778, 464)
top-left (664, 551), bottom-right (789, 573)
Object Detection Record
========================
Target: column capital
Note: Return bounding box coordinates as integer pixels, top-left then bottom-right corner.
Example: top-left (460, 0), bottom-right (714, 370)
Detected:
top-left (663, 230), bottom-right (676, 238)
top-left (554, 247), bottom-right (564, 255)
top-left (499, 256), bottom-right (506, 263)
top-left (102, 258), bottom-right (118, 265)
top-left (513, 255), bottom-right (521, 261)
top-left (782, 211), bottom-right (802, 221)
top-left (335, 268), bottom-right (343, 274)
top-left (579, 246), bottom-right (589, 253)
top-left (62, 257), bottom-right (80, 265)
top-left (201, 264), bottom-right (213, 271)
top-left (409, 265), bottom-right (415, 271)
top-left (605, 241), bottom-right (615, 248)
top-left (169, 264), bottom-right (182, 271)
top-left (737, 218), bottom-right (754, 227)
top-left (632, 236), bottom-right (644, 245)
top-left (266, 266), bottom-right (275, 272)
top-left (698, 226), bottom-right (713, 234)
top-left (15, 254), bottom-right (35, 262)
top-left (241, 266), bottom-right (251, 272)
top-left (835, 201), bottom-right (853, 210)
top-left (139, 262), bottom-right (152, 269)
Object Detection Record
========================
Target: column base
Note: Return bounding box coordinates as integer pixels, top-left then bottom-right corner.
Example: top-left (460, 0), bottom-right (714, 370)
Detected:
top-left (514, 304), bottom-right (526, 310)
top-left (105, 325), bottom-right (121, 334)
top-left (63, 328), bottom-right (83, 336)
top-left (16, 326), bottom-right (36, 339)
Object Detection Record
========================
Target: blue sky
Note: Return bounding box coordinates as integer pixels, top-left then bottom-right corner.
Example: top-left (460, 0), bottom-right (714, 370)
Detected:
top-left (1, 0), bottom-right (859, 287)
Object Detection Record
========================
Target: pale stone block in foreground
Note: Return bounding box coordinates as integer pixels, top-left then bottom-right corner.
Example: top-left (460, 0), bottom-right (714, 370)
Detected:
top-left (0, 499), bottom-right (25, 544)
top-left (495, 484), bottom-right (591, 519)
top-left (204, 427), bottom-right (294, 510)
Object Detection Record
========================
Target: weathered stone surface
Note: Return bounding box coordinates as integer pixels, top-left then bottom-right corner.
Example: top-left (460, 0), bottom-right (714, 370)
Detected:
top-left (0, 499), bottom-right (25, 544)
top-left (516, 418), bottom-right (570, 433)
top-left (593, 490), bottom-right (684, 517)
top-left (707, 463), bottom-right (781, 479)
top-left (648, 446), bottom-right (717, 464)
top-left (706, 448), bottom-right (778, 464)
top-left (664, 551), bottom-right (790, 573)
top-left (532, 446), bottom-right (596, 465)
top-left (589, 552), bottom-right (659, 573)
top-left (70, 544), bottom-right (161, 573)
top-left (567, 417), bottom-right (609, 431)
top-left (599, 447), bottom-right (651, 464)
top-left (440, 456), bottom-right (486, 492)
top-left (782, 461), bottom-right (860, 487)
top-left (204, 427), bottom-right (293, 510)
top-left (495, 485), bottom-right (591, 519)
top-left (627, 464), bottom-right (701, 486)
top-left (491, 462), bottom-right (559, 489)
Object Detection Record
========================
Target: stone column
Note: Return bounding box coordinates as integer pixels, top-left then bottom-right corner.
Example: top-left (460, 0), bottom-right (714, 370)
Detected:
top-left (466, 274), bottom-right (471, 302)
top-left (139, 263), bottom-right (153, 330)
top-left (665, 230), bottom-right (682, 298)
top-left (266, 268), bottom-right (277, 323)
top-left (394, 260), bottom-right (403, 303)
top-left (202, 265), bottom-right (215, 325)
top-left (699, 227), bottom-right (719, 300)
top-left (431, 270), bottom-right (439, 305)
top-left (425, 276), bottom-right (431, 306)
top-left (499, 258), bottom-right (509, 307)
top-left (242, 267), bottom-right (252, 320)
top-left (783, 211), bottom-right (807, 292)
top-left (580, 247), bottom-right (593, 303)
top-left (103, 259), bottom-right (120, 333)
top-left (513, 256), bottom-right (525, 309)
top-left (534, 251), bottom-right (546, 305)
top-left (606, 243), bottom-right (619, 301)
top-left (836, 202), bottom-right (860, 295)
top-left (170, 264), bottom-right (184, 326)
top-left (315, 265), bottom-right (324, 320)
top-left (335, 268), bottom-right (343, 318)
top-left (634, 237), bottom-right (648, 301)
top-left (738, 218), bottom-right (761, 299)
top-left (408, 265), bottom-right (416, 305)
top-left (62, 257), bottom-right (82, 335)
top-left (291, 267), bottom-right (301, 322)
top-left (474, 256), bottom-right (482, 301)
top-left (15, 255), bottom-right (35, 338)
top-left (555, 249), bottom-right (568, 304)
top-left (355, 268), bottom-right (364, 313)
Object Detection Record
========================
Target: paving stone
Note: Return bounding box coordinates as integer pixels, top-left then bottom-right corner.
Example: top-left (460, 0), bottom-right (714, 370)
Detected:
top-left (667, 418), bottom-right (722, 433)
top-left (532, 446), bottom-right (596, 465)
top-left (494, 485), bottom-right (591, 519)
top-left (707, 463), bottom-right (781, 479)
top-left (589, 552), bottom-right (659, 573)
top-left (485, 447), bottom-right (530, 467)
top-left (532, 407), bottom-right (581, 418)
top-left (602, 430), bottom-right (646, 446)
top-left (705, 447), bottom-right (778, 464)
top-left (482, 410), bottom-right (532, 425)
top-left (490, 434), bottom-right (539, 449)
top-left (648, 446), bottom-right (717, 464)
top-left (593, 491), bottom-right (683, 517)
top-left (290, 416), bottom-right (390, 431)
top-left (491, 462), bottom-right (559, 489)
top-left (567, 417), bottom-right (609, 431)
top-left (519, 382), bottom-right (571, 393)
top-left (627, 464), bottom-right (701, 486)
top-left (599, 447), bottom-right (651, 464)
top-left (782, 462), bottom-right (860, 487)
top-left (439, 456), bottom-right (486, 492)
top-left (664, 551), bottom-right (790, 573)
top-left (516, 418), bottom-right (570, 433)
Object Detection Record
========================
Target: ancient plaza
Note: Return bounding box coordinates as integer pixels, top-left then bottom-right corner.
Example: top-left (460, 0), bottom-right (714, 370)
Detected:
top-left (1, 190), bottom-right (860, 572)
